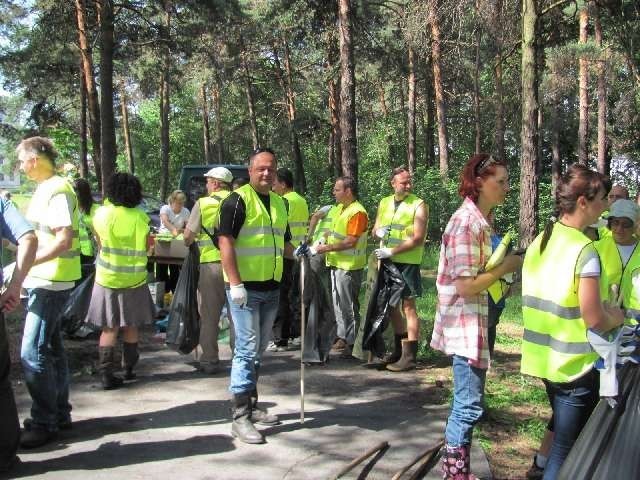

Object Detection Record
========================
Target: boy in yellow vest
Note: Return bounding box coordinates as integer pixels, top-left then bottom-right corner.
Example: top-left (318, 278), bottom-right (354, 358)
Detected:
top-left (16, 137), bottom-right (81, 448)
top-left (371, 167), bottom-right (428, 371)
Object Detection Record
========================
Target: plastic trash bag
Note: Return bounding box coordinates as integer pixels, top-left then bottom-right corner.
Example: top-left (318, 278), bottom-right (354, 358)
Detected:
top-left (165, 244), bottom-right (200, 354)
top-left (557, 363), bottom-right (640, 479)
top-left (61, 272), bottom-right (96, 335)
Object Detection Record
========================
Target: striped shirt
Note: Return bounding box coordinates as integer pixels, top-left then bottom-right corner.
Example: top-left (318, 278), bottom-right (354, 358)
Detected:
top-left (430, 197), bottom-right (492, 369)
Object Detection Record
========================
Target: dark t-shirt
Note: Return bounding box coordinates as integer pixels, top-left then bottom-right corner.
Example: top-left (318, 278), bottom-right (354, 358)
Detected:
top-left (214, 190), bottom-right (291, 291)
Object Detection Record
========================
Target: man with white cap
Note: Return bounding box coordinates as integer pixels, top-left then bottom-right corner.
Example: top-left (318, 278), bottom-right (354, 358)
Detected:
top-left (184, 167), bottom-right (233, 374)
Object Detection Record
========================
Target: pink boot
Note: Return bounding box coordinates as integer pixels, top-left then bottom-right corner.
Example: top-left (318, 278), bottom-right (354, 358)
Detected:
top-left (441, 444), bottom-right (477, 480)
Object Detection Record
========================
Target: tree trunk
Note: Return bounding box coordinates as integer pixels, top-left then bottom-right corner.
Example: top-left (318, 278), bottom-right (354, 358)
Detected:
top-left (594, 5), bottom-right (609, 175)
top-left (429, 6), bottom-right (449, 177)
top-left (97, 0), bottom-right (116, 195)
top-left (578, 5), bottom-right (589, 165)
top-left (519, 0), bottom-right (539, 248)
top-left (79, 64), bottom-right (88, 179)
top-left (550, 98), bottom-right (561, 198)
top-left (493, 0), bottom-right (505, 160)
top-left (473, 2), bottom-right (482, 154)
top-left (424, 58), bottom-right (435, 167)
top-left (283, 41), bottom-right (306, 193)
top-left (240, 36), bottom-right (259, 150)
top-left (201, 83), bottom-right (212, 165)
top-left (159, 2), bottom-right (171, 202)
top-left (338, 0), bottom-right (358, 181)
top-left (407, 47), bottom-right (417, 175)
top-left (120, 79), bottom-right (134, 174)
top-left (212, 76), bottom-right (224, 164)
top-left (328, 75), bottom-right (342, 177)
top-left (75, 0), bottom-right (101, 187)
top-left (377, 82), bottom-right (388, 117)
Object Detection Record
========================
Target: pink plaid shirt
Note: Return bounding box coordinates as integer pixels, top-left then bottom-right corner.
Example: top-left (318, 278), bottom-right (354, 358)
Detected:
top-left (430, 197), bottom-right (492, 369)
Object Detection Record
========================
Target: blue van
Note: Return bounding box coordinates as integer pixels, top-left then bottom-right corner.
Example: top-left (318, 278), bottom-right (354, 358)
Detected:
top-left (178, 164), bottom-right (249, 209)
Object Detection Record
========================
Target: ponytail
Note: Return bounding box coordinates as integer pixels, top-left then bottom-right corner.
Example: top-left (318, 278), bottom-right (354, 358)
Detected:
top-left (540, 212), bottom-right (559, 254)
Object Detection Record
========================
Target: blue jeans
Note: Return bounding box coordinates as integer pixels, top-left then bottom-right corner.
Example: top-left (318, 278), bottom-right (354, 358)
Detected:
top-left (227, 288), bottom-right (280, 395)
top-left (445, 355), bottom-right (487, 446)
top-left (21, 288), bottom-right (73, 431)
top-left (542, 373), bottom-right (598, 480)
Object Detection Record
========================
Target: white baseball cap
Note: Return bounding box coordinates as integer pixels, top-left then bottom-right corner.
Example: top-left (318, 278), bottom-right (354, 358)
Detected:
top-left (608, 199), bottom-right (640, 224)
top-left (204, 167), bottom-right (233, 183)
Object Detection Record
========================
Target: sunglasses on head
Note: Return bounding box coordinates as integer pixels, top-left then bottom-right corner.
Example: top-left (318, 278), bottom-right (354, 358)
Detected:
top-left (475, 156), bottom-right (498, 176)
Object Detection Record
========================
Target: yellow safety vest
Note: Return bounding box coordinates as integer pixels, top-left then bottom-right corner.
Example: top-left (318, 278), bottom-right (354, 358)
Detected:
top-left (624, 266), bottom-right (640, 324)
top-left (26, 175), bottom-right (81, 282)
top-left (197, 190), bottom-right (231, 263)
top-left (283, 191), bottom-right (309, 247)
top-left (312, 205), bottom-right (338, 244)
top-left (376, 193), bottom-right (426, 265)
top-left (521, 222), bottom-right (598, 383)
top-left (326, 201), bottom-right (368, 270)
top-left (79, 203), bottom-right (99, 257)
top-left (94, 205), bottom-right (150, 289)
top-left (223, 184), bottom-right (287, 283)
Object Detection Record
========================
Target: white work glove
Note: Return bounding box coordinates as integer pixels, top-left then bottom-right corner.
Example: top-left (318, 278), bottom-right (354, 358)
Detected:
top-left (374, 226), bottom-right (390, 239)
top-left (374, 248), bottom-right (393, 259)
top-left (229, 283), bottom-right (247, 306)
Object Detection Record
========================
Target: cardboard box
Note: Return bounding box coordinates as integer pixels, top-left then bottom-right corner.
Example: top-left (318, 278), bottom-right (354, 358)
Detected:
top-left (153, 237), bottom-right (189, 259)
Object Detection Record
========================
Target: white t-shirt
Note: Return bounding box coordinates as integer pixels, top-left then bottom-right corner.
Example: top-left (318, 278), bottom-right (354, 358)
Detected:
top-left (577, 243), bottom-right (601, 278)
top-left (617, 243), bottom-right (638, 267)
top-left (159, 204), bottom-right (190, 234)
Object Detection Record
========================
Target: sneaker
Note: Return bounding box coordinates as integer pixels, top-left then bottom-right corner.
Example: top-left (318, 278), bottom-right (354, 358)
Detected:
top-left (200, 362), bottom-right (220, 375)
top-left (266, 341), bottom-right (279, 352)
top-left (24, 417), bottom-right (71, 431)
top-left (525, 457), bottom-right (544, 479)
top-left (331, 338), bottom-right (348, 354)
top-left (290, 336), bottom-right (301, 346)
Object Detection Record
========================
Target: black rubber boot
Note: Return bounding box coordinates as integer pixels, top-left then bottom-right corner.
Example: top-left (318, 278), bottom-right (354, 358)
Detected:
top-left (99, 346), bottom-right (123, 390)
top-left (231, 393), bottom-right (264, 444)
top-left (383, 332), bottom-right (407, 364)
top-left (122, 342), bottom-right (139, 380)
top-left (386, 340), bottom-right (418, 372)
top-left (250, 388), bottom-right (279, 426)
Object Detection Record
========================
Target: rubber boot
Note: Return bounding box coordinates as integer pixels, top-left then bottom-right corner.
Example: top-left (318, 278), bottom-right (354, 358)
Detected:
top-left (382, 332), bottom-right (407, 364)
top-left (386, 340), bottom-right (417, 372)
top-left (250, 388), bottom-right (279, 426)
top-left (231, 393), bottom-right (264, 444)
top-left (99, 346), bottom-right (123, 390)
top-left (122, 342), bottom-right (139, 380)
top-left (441, 444), bottom-right (477, 480)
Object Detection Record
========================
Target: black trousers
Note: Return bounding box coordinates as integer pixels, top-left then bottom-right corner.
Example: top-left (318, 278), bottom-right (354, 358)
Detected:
top-left (272, 258), bottom-right (299, 344)
top-left (156, 262), bottom-right (181, 294)
top-left (0, 313), bottom-right (20, 469)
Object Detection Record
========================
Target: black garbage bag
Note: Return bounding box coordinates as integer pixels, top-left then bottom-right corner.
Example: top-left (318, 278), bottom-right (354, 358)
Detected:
top-left (165, 244), bottom-right (200, 354)
top-left (361, 259), bottom-right (405, 358)
top-left (557, 362), bottom-right (640, 480)
top-left (61, 271), bottom-right (96, 335)
top-left (300, 255), bottom-right (336, 364)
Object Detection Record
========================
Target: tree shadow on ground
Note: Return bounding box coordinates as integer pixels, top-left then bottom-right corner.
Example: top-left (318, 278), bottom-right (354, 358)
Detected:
top-left (8, 434), bottom-right (234, 479)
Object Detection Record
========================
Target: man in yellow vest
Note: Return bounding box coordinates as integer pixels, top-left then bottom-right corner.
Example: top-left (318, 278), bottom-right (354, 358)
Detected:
top-left (216, 148), bottom-right (293, 444)
top-left (371, 167), bottom-right (428, 371)
top-left (315, 177), bottom-right (369, 358)
top-left (16, 137), bottom-right (81, 449)
top-left (184, 167), bottom-right (233, 374)
top-left (269, 167), bottom-right (309, 351)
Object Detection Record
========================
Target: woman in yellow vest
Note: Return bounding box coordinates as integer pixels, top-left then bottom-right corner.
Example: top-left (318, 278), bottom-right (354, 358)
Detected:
top-left (86, 173), bottom-right (155, 390)
top-left (73, 178), bottom-right (99, 278)
top-left (431, 154), bottom-right (523, 479)
top-left (521, 164), bottom-right (624, 480)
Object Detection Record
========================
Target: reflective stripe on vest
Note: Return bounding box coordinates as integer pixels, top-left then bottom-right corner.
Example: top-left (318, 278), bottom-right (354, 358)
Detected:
top-left (377, 194), bottom-right (426, 264)
top-left (198, 190), bottom-right (230, 263)
top-left (312, 205), bottom-right (338, 244)
top-left (521, 222), bottom-right (598, 383)
top-left (223, 185), bottom-right (287, 282)
top-left (283, 191), bottom-right (309, 248)
top-left (326, 201), bottom-right (368, 270)
top-left (95, 205), bottom-right (150, 289)
top-left (26, 176), bottom-right (81, 282)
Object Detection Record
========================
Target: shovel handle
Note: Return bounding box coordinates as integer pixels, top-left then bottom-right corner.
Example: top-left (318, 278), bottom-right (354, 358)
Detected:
top-left (391, 439), bottom-right (444, 480)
